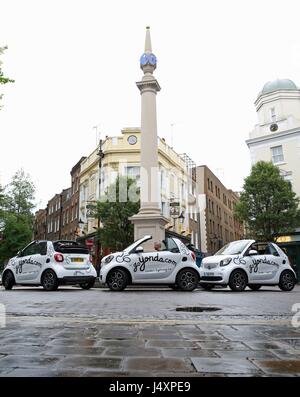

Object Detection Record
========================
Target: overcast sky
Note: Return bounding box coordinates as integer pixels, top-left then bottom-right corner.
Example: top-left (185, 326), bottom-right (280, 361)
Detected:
top-left (1, 0), bottom-right (300, 209)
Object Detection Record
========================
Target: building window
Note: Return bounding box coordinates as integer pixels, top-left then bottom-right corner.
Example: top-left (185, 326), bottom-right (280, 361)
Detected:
top-left (270, 107), bottom-right (276, 122)
top-left (271, 146), bottom-right (284, 164)
top-left (207, 178), bottom-right (210, 191)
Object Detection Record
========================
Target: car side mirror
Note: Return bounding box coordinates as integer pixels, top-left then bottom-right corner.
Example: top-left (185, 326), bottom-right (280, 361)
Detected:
top-left (135, 246), bottom-right (144, 254)
top-left (248, 249), bottom-right (258, 256)
top-left (17, 251), bottom-right (21, 257)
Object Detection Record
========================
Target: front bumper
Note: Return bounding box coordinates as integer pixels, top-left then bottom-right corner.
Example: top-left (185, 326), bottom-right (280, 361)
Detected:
top-left (58, 276), bottom-right (96, 285)
top-left (199, 268), bottom-right (230, 284)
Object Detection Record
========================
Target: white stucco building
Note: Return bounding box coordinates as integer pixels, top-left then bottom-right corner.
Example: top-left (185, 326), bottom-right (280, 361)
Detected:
top-left (246, 78), bottom-right (300, 198)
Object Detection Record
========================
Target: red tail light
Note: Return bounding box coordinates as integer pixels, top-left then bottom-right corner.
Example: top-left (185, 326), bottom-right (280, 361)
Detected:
top-left (191, 252), bottom-right (196, 261)
top-left (54, 253), bottom-right (64, 262)
top-left (89, 255), bottom-right (92, 263)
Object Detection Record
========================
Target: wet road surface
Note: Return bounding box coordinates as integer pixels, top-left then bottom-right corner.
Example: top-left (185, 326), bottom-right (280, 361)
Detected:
top-left (0, 285), bottom-right (299, 376)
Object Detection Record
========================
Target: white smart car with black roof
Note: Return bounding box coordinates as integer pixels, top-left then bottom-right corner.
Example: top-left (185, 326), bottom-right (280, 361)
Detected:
top-left (199, 239), bottom-right (297, 292)
top-left (1, 240), bottom-right (97, 291)
top-left (100, 235), bottom-right (200, 291)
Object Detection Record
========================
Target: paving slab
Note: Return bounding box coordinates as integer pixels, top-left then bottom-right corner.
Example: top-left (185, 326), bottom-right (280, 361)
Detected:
top-left (214, 350), bottom-right (278, 360)
top-left (243, 341), bottom-right (292, 350)
top-left (45, 346), bottom-right (106, 356)
top-left (124, 357), bottom-right (193, 373)
top-left (191, 357), bottom-right (262, 375)
top-left (146, 340), bottom-right (199, 348)
top-left (162, 348), bottom-right (217, 358)
top-left (96, 339), bottom-right (145, 348)
top-left (103, 347), bottom-right (161, 357)
top-left (252, 359), bottom-right (300, 375)
top-left (197, 341), bottom-right (248, 350)
top-left (0, 355), bottom-right (60, 369)
top-left (58, 356), bottom-right (122, 370)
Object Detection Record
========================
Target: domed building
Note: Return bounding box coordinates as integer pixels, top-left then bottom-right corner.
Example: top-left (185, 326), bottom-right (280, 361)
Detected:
top-left (247, 78), bottom-right (300, 195)
top-left (246, 78), bottom-right (300, 275)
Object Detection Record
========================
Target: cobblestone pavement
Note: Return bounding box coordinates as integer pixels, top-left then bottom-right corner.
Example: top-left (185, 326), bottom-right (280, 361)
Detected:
top-left (0, 285), bottom-right (300, 376)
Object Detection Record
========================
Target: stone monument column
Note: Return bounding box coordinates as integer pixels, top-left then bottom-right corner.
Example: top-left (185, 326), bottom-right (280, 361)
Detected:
top-left (129, 27), bottom-right (168, 250)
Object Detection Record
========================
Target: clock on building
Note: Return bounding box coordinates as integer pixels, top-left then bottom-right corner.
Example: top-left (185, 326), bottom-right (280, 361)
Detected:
top-left (270, 123), bottom-right (278, 132)
top-left (127, 135), bottom-right (137, 145)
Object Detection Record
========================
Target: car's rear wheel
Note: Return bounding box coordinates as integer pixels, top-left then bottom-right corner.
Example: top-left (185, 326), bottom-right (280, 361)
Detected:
top-left (248, 284), bottom-right (261, 291)
top-left (2, 271), bottom-right (15, 290)
top-left (279, 270), bottom-right (296, 291)
top-left (41, 270), bottom-right (59, 291)
top-left (176, 269), bottom-right (199, 291)
top-left (200, 283), bottom-right (214, 290)
top-left (107, 269), bottom-right (128, 291)
top-left (229, 270), bottom-right (247, 292)
top-left (80, 279), bottom-right (95, 290)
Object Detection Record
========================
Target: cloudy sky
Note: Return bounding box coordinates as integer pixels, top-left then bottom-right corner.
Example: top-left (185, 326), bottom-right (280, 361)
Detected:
top-left (1, 0), bottom-right (300, 208)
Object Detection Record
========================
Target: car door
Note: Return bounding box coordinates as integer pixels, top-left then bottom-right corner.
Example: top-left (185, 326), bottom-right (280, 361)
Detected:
top-left (15, 241), bottom-right (47, 283)
top-left (244, 242), bottom-right (280, 282)
top-left (130, 238), bottom-right (181, 281)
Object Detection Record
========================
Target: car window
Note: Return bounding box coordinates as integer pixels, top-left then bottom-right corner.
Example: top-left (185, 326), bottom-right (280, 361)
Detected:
top-left (248, 243), bottom-right (269, 255)
top-left (22, 242), bottom-right (40, 256)
top-left (165, 237), bottom-right (179, 253)
top-left (37, 242), bottom-right (47, 256)
top-left (215, 240), bottom-right (250, 255)
top-left (269, 243), bottom-right (280, 256)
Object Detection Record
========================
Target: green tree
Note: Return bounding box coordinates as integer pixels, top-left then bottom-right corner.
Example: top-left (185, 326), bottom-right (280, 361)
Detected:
top-left (5, 169), bottom-right (35, 218)
top-left (95, 176), bottom-right (140, 251)
top-left (0, 46), bottom-right (14, 108)
top-left (0, 170), bottom-right (35, 267)
top-left (234, 161), bottom-right (300, 241)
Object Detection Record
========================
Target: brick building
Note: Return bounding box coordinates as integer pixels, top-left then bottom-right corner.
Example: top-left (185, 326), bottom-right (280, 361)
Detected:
top-left (196, 165), bottom-right (244, 255)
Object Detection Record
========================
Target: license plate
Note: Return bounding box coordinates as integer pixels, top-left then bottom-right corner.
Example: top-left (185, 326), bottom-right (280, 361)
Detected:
top-left (71, 258), bottom-right (84, 263)
top-left (204, 272), bottom-right (214, 276)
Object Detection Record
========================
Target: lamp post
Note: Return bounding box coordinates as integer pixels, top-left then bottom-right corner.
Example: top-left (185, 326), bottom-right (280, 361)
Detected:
top-left (95, 135), bottom-right (104, 270)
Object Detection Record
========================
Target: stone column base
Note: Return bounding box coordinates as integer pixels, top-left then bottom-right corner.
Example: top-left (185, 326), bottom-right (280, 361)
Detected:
top-left (129, 213), bottom-right (169, 252)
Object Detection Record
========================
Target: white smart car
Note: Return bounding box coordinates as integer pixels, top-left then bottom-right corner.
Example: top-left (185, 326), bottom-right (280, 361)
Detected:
top-left (100, 235), bottom-right (200, 291)
top-left (199, 239), bottom-right (297, 292)
top-left (1, 240), bottom-right (97, 291)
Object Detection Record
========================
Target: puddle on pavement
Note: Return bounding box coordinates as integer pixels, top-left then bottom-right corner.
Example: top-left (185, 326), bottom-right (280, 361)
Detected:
top-left (176, 307), bottom-right (221, 313)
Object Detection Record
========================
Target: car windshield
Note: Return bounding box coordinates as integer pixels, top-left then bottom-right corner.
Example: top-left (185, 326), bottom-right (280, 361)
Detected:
top-left (124, 236), bottom-right (152, 253)
top-left (215, 240), bottom-right (250, 256)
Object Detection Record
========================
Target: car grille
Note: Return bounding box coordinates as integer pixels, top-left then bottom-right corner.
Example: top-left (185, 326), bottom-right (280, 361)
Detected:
top-left (203, 263), bottom-right (218, 269)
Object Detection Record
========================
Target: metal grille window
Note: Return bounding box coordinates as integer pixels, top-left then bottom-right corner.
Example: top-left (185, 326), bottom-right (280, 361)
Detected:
top-left (271, 146), bottom-right (284, 164)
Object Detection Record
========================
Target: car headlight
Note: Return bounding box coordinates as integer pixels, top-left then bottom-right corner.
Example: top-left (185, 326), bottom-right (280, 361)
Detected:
top-left (101, 255), bottom-right (114, 267)
top-left (220, 258), bottom-right (232, 267)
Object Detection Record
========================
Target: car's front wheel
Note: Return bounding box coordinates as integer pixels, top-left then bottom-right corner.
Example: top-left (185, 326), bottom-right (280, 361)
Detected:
top-left (41, 270), bottom-right (59, 291)
top-left (80, 279), bottom-right (95, 290)
top-left (229, 270), bottom-right (247, 292)
top-left (2, 271), bottom-right (15, 290)
top-left (248, 284), bottom-right (261, 291)
top-left (106, 269), bottom-right (128, 291)
top-left (279, 270), bottom-right (296, 291)
top-left (176, 269), bottom-right (199, 291)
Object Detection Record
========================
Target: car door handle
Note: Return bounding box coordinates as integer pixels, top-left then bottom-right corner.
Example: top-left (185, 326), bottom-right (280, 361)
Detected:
top-left (182, 257), bottom-right (187, 262)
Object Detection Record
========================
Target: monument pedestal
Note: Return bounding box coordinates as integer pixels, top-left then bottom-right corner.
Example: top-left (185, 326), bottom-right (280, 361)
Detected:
top-left (129, 212), bottom-right (169, 251)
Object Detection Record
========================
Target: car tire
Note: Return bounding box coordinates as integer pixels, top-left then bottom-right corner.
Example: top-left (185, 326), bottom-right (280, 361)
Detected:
top-left (107, 269), bottom-right (128, 291)
top-left (199, 283), bottom-right (214, 290)
top-left (248, 284), bottom-right (261, 291)
top-left (41, 270), bottom-right (59, 291)
top-left (2, 271), bottom-right (15, 290)
top-left (80, 279), bottom-right (95, 290)
top-left (279, 270), bottom-right (296, 291)
top-left (176, 269), bottom-right (199, 291)
top-left (229, 270), bottom-right (247, 292)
